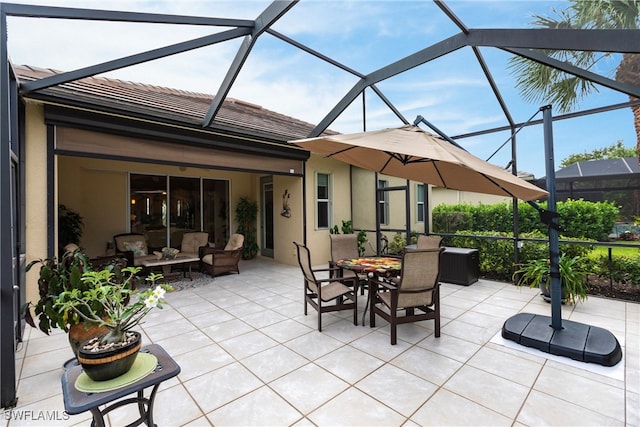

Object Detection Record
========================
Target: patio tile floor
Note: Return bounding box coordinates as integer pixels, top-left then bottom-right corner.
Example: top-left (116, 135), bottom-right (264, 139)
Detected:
top-left (8, 256), bottom-right (639, 426)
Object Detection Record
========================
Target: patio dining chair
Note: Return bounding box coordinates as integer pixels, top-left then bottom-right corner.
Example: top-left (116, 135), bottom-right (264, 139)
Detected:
top-left (329, 234), bottom-right (368, 294)
top-left (293, 241), bottom-right (358, 331)
top-left (416, 235), bottom-right (442, 249)
top-left (369, 247), bottom-right (443, 345)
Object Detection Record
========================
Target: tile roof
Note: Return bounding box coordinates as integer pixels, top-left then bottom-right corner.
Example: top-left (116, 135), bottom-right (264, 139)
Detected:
top-left (13, 64), bottom-right (333, 142)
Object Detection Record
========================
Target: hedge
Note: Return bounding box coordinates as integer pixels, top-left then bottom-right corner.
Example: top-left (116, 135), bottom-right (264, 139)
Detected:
top-left (443, 230), bottom-right (594, 282)
top-left (433, 199), bottom-right (618, 241)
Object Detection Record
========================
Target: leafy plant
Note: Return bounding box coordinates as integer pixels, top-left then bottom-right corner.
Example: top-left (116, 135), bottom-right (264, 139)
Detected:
top-left (23, 249), bottom-right (95, 334)
top-left (513, 254), bottom-right (589, 304)
top-left (235, 197), bottom-right (259, 259)
top-left (388, 233), bottom-right (406, 255)
top-left (329, 220), bottom-right (368, 256)
top-left (58, 205), bottom-right (83, 257)
top-left (55, 267), bottom-right (172, 345)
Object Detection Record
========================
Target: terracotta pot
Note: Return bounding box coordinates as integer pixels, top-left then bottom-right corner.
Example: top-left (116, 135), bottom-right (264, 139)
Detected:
top-left (77, 331), bottom-right (141, 381)
top-left (68, 322), bottom-right (109, 356)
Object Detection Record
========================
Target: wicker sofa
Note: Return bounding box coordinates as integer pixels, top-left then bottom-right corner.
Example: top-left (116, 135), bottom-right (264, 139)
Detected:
top-left (113, 233), bottom-right (157, 267)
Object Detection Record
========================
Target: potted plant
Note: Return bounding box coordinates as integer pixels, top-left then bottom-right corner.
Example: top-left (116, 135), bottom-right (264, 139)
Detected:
top-left (58, 204), bottom-right (83, 257)
top-left (513, 254), bottom-right (589, 304)
top-left (23, 249), bottom-right (111, 352)
top-left (235, 197), bottom-right (259, 259)
top-left (54, 267), bottom-right (171, 381)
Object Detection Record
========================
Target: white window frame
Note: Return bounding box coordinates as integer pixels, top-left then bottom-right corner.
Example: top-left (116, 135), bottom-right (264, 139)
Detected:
top-left (416, 183), bottom-right (425, 222)
top-left (378, 179), bottom-right (389, 225)
top-left (316, 172), bottom-right (332, 229)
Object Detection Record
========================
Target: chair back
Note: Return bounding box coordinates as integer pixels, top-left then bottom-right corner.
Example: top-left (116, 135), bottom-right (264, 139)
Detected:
top-left (113, 233), bottom-right (148, 255)
top-left (293, 241), bottom-right (318, 291)
top-left (225, 234), bottom-right (244, 251)
top-left (416, 235), bottom-right (442, 249)
top-left (397, 248), bottom-right (443, 306)
top-left (330, 234), bottom-right (359, 261)
top-left (181, 232), bottom-right (209, 253)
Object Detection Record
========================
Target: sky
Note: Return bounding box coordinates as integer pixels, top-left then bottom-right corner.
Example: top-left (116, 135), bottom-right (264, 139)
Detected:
top-left (3, 0), bottom-right (637, 179)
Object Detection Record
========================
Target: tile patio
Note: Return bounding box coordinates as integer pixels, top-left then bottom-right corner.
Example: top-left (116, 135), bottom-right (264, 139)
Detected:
top-left (8, 256), bottom-right (639, 426)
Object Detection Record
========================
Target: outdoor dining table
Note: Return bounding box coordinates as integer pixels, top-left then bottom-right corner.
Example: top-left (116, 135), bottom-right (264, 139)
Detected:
top-left (335, 257), bottom-right (402, 326)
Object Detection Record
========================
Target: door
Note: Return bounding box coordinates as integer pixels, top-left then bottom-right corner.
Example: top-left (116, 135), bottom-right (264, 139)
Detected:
top-left (261, 177), bottom-right (274, 258)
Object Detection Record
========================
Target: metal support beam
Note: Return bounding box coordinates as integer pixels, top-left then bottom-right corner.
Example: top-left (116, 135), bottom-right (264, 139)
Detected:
top-left (542, 105), bottom-right (562, 330)
top-left (0, 8), bottom-right (17, 409)
top-left (505, 47), bottom-right (640, 99)
top-left (1, 3), bottom-right (254, 27)
top-left (21, 28), bottom-right (252, 93)
top-left (466, 28), bottom-right (640, 53)
top-left (202, 0), bottom-right (298, 127)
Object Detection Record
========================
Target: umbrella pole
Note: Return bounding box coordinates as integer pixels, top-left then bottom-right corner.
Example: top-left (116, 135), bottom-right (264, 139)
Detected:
top-left (542, 105), bottom-right (563, 330)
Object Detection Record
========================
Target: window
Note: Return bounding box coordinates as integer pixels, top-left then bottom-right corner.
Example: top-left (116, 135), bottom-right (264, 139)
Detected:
top-left (316, 173), bottom-right (331, 229)
top-left (378, 179), bottom-right (389, 225)
top-left (130, 174), bottom-right (229, 249)
top-left (417, 184), bottom-right (425, 222)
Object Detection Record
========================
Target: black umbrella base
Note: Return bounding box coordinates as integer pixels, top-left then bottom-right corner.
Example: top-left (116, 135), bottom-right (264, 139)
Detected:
top-left (502, 313), bottom-right (622, 367)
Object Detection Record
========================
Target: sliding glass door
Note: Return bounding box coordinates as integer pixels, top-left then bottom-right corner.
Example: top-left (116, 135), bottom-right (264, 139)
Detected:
top-left (130, 174), bottom-right (229, 250)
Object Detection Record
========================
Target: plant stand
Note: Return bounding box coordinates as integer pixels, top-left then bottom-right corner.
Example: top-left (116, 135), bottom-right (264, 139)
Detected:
top-left (61, 344), bottom-right (180, 427)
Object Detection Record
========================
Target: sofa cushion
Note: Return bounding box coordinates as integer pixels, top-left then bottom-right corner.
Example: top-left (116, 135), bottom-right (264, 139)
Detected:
top-left (181, 232), bottom-right (208, 255)
top-left (224, 234), bottom-right (244, 251)
top-left (123, 240), bottom-right (147, 256)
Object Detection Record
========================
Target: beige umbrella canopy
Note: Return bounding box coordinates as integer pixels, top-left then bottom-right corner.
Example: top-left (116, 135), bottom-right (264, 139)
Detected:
top-left (290, 125), bottom-right (548, 201)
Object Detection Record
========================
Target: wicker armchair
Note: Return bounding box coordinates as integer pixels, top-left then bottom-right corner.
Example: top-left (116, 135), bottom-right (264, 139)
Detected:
top-left (200, 234), bottom-right (244, 277)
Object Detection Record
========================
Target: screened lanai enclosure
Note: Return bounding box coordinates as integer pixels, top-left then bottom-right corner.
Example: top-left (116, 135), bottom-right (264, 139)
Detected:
top-left (2, 0), bottom-right (640, 407)
top-left (539, 156), bottom-right (640, 222)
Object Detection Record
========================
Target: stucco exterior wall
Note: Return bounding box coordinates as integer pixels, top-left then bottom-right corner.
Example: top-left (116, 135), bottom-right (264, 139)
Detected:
top-left (304, 155), bottom-right (352, 265)
top-left (431, 187), bottom-right (510, 206)
top-left (24, 104), bottom-right (48, 306)
top-left (272, 175), bottom-right (303, 266)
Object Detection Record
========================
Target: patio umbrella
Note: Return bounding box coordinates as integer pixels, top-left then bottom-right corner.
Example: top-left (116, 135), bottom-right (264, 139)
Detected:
top-left (290, 125), bottom-right (548, 201)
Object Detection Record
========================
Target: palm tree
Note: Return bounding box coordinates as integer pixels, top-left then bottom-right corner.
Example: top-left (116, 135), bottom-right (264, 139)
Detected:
top-left (510, 1), bottom-right (640, 158)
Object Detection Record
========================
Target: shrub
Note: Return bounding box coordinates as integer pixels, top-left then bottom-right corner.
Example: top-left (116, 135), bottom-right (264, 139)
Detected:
top-left (443, 230), bottom-right (595, 282)
top-left (433, 199), bottom-right (619, 241)
top-left (591, 253), bottom-right (640, 286)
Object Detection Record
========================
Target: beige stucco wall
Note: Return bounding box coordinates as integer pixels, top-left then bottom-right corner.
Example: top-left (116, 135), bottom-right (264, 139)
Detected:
top-left (431, 187), bottom-right (510, 206)
top-left (304, 154), bottom-right (352, 265)
top-left (272, 175), bottom-right (303, 266)
top-left (24, 103), bottom-right (48, 306)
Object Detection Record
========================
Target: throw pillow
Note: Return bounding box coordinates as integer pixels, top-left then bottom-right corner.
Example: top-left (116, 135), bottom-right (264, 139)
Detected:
top-left (123, 241), bottom-right (147, 256)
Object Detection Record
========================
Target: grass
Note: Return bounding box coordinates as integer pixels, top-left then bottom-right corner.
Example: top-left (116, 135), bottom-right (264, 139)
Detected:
top-left (590, 242), bottom-right (640, 258)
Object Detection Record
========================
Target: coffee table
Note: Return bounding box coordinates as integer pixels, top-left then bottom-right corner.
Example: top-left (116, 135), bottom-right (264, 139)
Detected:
top-left (141, 254), bottom-right (199, 280)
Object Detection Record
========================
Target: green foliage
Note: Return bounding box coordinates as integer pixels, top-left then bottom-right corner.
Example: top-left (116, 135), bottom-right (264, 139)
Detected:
top-left (58, 204), bottom-right (83, 247)
top-left (444, 230), bottom-right (594, 281)
top-left (433, 199), bottom-right (619, 241)
top-left (55, 268), bottom-right (172, 345)
top-left (509, 0), bottom-right (640, 113)
top-left (330, 220), bottom-right (368, 256)
top-left (341, 220), bottom-right (353, 234)
top-left (357, 230), bottom-right (367, 256)
top-left (513, 254), bottom-right (590, 304)
top-left (560, 141), bottom-right (637, 168)
top-left (388, 233), bottom-right (406, 255)
top-left (23, 249), bottom-right (94, 334)
top-left (591, 252), bottom-right (640, 286)
top-left (235, 197), bottom-right (259, 259)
